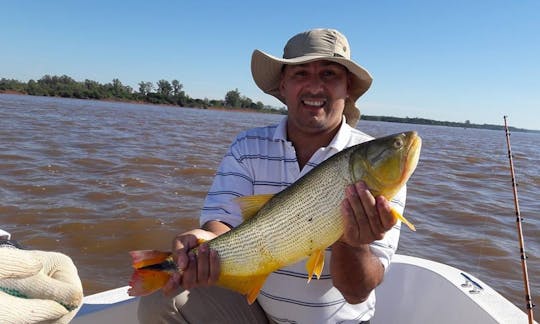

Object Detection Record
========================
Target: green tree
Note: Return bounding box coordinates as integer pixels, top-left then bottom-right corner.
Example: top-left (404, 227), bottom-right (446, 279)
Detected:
top-left (157, 79), bottom-right (172, 97)
top-left (240, 96), bottom-right (252, 109)
top-left (171, 80), bottom-right (183, 96)
top-left (26, 79), bottom-right (39, 95)
top-left (138, 81), bottom-right (153, 96)
top-left (84, 79), bottom-right (105, 99)
top-left (255, 101), bottom-right (264, 110)
top-left (112, 78), bottom-right (123, 96)
top-left (225, 88), bottom-right (241, 108)
top-left (0, 78), bottom-right (26, 92)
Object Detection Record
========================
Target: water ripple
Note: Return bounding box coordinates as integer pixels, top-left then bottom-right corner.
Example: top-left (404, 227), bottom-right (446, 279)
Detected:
top-left (1, 93), bottom-right (538, 309)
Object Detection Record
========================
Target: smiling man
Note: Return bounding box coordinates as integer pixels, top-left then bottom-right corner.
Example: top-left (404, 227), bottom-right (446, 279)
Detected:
top-left (138, 28), bottom-right (406, 324)
top-left (278, 61), bottom-right (352, 168)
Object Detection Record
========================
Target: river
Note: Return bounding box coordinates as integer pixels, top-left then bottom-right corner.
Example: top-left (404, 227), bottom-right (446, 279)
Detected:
top-left (0, 93), bottom-right (538, 312)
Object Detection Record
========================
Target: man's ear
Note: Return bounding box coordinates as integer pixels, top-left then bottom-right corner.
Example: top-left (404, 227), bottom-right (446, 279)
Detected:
top-left (346, 72), bottom-right (354, 96)
top-left (279, 69), bottom-right (287, 98)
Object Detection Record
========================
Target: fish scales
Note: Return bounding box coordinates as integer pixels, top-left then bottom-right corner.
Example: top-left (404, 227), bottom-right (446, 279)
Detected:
top-left (207, 148), bottom-right (354, 277)
top-left (128, 131), bottom-right (422, 302)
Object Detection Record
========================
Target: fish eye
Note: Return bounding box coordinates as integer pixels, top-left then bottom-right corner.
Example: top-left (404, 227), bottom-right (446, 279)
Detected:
top-left (393, 137), bottom-right (404, 149)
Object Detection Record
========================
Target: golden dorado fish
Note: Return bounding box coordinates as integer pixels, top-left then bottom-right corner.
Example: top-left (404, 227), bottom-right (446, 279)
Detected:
top-left (128, 131), bottom-right (421, 304)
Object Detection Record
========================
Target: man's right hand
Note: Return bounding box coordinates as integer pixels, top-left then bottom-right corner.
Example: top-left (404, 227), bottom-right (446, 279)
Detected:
top-left (163, 229), bottom-right (220, 294)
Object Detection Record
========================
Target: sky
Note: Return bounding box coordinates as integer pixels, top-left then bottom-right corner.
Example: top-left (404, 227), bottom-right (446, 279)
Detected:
top-left (1, 1), bottom-right (539, 130)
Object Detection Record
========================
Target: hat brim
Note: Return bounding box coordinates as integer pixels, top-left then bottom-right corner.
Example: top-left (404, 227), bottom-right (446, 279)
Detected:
top-left (251, 49), bottom-right (373, 126)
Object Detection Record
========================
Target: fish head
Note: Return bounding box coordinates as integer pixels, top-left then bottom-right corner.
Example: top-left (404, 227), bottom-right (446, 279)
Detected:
top-left (350, 131), bottom-right (421, 198)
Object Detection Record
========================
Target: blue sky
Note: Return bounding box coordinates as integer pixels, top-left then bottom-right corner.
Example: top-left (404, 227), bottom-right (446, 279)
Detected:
top-left (2, 1), bottom-right (539, 130)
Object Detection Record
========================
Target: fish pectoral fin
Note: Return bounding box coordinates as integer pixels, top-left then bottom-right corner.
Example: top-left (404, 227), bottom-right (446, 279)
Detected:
top-left (390, 207), bottom-right (416, 231)
top-left (305, 249), bottom-right (325, 283)
top-left (128, 269), bottom-right (171, 296)
top-left (217, 274), bottom-right (269, 305)
top-left (129, 250), bottom-right (172, 269)
top-left (234, 194), bottom-right (275, 220)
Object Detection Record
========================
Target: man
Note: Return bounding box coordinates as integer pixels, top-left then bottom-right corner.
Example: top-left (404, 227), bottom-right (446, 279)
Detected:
top-left (138, 28), bottom-right (404, 323)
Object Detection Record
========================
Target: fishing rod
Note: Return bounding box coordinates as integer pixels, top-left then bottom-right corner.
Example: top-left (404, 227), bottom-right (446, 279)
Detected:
top-left (503, 116), bottom-right (535, 323)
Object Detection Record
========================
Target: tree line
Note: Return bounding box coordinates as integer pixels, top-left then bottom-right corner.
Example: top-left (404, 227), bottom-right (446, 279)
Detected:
top-left (361, 115), bottom-right (534, 133)
top-left (0, 75), bottom-right (284, 113)
top-left (1, 75), bottom-right (534, 132)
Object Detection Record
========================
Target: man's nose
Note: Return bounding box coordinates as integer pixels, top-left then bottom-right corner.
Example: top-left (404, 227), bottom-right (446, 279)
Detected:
top-left (304, 75), bottom-right (324, 93)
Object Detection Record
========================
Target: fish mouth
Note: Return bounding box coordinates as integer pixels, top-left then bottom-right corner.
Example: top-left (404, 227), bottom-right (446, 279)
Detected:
top-left (400, 132), bottom-right (422, 184)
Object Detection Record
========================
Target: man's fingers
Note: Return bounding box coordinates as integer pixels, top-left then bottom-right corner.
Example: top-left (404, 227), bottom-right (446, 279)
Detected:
top-left (170, 229), bottom-right (221, 290)
top-left (345, 184), bottom-right (365, 221)
top-left (181, 253), bottom-right (198, 290)
top-left (197, 244), bottom-right (210, 286)
top-left (349, 182), bottom-right (383, 239)
top-left (341, 182), bottom-right (392, 245)
top-left (376, 196), bottom-right (397, 230)
top-left (208, 249), bottom-right (220, 284)
top-left (173, 234), bottom-right (199, 270)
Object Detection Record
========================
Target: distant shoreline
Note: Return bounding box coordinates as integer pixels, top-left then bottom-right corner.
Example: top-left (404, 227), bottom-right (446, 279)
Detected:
top-left (359, 115), bottom-right (537, 133)
top-left (1, 90), bottom-right (536, 133)
top-left (0, 90), bottom-right (271, 115)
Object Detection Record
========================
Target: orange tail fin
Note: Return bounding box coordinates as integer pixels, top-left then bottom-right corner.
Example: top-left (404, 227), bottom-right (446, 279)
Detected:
top-left (130, 250), bottom-right (172, 269)
top-left (128, 269), bottom-right (171, 296)
top-left (128, 250), bottom-right (175, 296)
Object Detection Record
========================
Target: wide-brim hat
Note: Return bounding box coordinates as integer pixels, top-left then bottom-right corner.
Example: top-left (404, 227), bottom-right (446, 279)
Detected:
top-left (251, 28), bottom-right (373, 127)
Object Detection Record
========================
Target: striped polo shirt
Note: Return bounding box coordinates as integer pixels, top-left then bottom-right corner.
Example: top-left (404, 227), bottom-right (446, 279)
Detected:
top-left (200, 116), bottom-right (405, 323)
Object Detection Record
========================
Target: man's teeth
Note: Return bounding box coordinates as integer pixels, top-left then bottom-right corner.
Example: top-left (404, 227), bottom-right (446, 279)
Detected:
top-left (303, 100), bottom-right (325, 107)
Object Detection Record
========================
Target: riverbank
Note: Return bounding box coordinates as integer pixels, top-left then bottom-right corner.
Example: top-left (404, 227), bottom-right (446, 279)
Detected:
top-left (0, 90), bottom-right (285, 115)
top-left (1, 91), bottom-right (536, 133)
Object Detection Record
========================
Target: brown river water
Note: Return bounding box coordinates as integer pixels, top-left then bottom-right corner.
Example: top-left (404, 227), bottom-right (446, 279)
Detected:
top-left (0, 94), bottom-right (538, 312)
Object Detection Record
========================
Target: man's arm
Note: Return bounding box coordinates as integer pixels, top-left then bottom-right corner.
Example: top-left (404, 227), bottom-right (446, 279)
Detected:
top-left (331, 181), bottom-right (399, 304)
top-left (331, 242), bottom-right (385, 304)
top-left (202, 220), bottom-right (233, 236)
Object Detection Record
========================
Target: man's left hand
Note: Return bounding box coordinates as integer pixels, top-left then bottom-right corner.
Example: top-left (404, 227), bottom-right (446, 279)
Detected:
top-left (339, 181), bottom-right (397, 247)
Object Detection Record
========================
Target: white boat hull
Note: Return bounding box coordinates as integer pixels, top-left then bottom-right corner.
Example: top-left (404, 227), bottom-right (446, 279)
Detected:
top-left (73, 254), bottom-right (532, 323)
top-left (372, 255), bottom-right (530, 324)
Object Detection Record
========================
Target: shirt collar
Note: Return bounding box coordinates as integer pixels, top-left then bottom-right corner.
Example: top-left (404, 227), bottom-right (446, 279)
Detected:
top-left (273, 116), bottom-right (289, 142)
top-left (327, 116), bottom-right (353, 152)
top-left (272, 116), bottom-right (353, 152)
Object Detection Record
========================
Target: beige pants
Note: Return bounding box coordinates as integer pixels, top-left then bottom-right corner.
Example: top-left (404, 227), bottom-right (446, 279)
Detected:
top-left (137, 286), bottom-right (271, 324)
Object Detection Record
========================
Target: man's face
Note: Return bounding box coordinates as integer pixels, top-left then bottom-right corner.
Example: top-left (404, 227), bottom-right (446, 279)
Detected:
top-left (279, 60), bottom-right (350, 135)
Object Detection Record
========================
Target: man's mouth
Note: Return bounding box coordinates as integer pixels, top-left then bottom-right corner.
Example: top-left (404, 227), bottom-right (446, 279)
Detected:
top-left (302, 99), bottom-right (326, 107)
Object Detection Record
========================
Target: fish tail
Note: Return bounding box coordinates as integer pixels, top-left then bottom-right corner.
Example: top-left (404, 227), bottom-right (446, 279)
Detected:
top-left (130, 250), bottom-right (172, 269)
top-left (128, 250), bottom-right (175, 296)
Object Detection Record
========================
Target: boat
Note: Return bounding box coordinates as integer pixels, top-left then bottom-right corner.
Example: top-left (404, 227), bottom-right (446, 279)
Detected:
top-left (72, 254), bottom-right (533, 324)
top-left (1, 222), bottom-right (533, 323)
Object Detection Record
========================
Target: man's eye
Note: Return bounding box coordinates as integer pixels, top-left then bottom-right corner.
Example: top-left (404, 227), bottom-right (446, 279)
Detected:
top-left (323, 70), bottom-right (336, 77)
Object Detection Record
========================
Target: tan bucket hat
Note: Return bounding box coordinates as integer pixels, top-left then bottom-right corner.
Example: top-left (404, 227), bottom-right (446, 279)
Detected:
top-left (251, 28), bottom-right (373, 127)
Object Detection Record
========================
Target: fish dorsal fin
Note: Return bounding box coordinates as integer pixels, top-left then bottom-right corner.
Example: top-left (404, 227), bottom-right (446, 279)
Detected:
top-left (234, 194), bottom-right (274, 221)
top-left (305, 249), bottom-right (325, 283)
